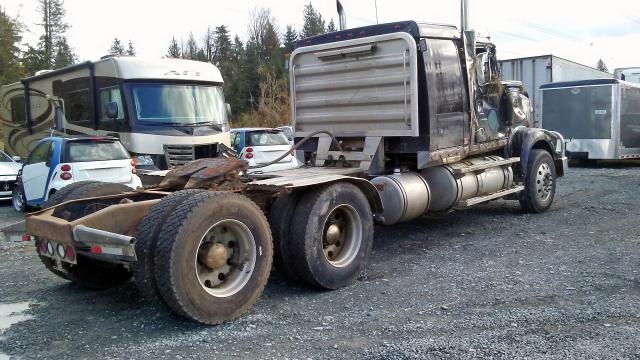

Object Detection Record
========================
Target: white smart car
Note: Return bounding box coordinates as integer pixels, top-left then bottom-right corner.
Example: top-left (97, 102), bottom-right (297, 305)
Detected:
top-left (230, 128), bottom-right (299, 173)
top-left (0, 150), bottom-right (22, 201)
top-left (12, 136), bottom-right (142, 212)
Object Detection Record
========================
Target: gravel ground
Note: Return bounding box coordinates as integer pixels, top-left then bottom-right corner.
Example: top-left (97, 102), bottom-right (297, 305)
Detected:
top-left (0, 165), bottom-right (639, 359)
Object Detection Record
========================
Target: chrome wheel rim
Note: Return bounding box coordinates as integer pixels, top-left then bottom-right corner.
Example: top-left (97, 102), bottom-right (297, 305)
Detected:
top-left (195, 219), bottom-right (256, 298)
top-left (535, 162), bottom-right (554, 202)
top-left (12, 189), bottom-right (23, 211)
top-left (322, 204), bottom-right (362, 268)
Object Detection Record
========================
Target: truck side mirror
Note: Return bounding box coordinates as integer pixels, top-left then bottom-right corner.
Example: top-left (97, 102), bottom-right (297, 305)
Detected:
top-left (475, 53), bottom-right (489, 86)
top-left (106, 102), bottom-right (119, 119)
top-left (225, 103), bottom-right (232, 119)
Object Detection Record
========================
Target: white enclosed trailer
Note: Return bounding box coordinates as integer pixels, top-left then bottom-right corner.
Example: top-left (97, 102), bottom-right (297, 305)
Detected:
top-left (614, 67), bottom-right (640, 84)
top-left (540, 79), bottom-right (640, 160)
top-left (499, 55), bottom-right (612, 126)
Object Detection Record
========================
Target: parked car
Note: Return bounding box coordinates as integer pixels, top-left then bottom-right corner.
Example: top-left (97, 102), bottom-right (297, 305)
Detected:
top-left (0, 150), bottom-right (22, 201)
top-left (277, 126), bottom-right (294, 144)
top-left (230, 128), bottom-right (299, 173)
top-left (12, 136), bottom-right (142, 212)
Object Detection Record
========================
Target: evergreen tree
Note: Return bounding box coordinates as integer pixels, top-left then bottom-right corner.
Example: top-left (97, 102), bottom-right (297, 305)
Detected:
top-left (327, 19), bottom-right (337, 33)
top-left (0, 7), bottom-right (24, 85)
top-left (301, 2), bottom-right (326, 38)
top-left (22, 46), bottom-right (47, 76)
top-left (185, 32), bottom-right (199, 60)
top-left (53, 37), bottom-right (75, 68)
top-left (126, 40), bottom-right (136, 56)
top-left (213, 25), bottom-right (232, 65)
top-left (36, 0), bottom-right (71, 69)
top-left (109, 37), bottom-right (126, 56)
top-left (167, 37), bottom-right (181, 58)
top-left (596, 59), bottom-right (609, 73)
top-left (283, 25), bottom-right (298, 54)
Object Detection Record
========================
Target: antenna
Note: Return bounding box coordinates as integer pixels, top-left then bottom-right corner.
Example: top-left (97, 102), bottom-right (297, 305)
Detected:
top-left (375, 0), bottom-right (379, 24)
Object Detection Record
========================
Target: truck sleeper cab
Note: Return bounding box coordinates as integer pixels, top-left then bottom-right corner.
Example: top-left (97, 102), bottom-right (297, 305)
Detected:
top-left (25, 17), bottom-right (567, 326)
top-left (0, 57), bottom-right (231, 170)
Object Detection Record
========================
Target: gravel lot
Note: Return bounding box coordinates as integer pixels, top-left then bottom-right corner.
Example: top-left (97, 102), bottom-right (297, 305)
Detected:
top-left (1, 165), bottom-right (639, 359)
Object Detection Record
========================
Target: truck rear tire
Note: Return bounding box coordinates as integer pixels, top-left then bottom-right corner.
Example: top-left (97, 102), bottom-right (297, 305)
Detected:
top-left (268, 192), bottom-right (302, 282)
top-left (41, 181), bottom-right (133, 289)
top-left (519, 149), bottom-right (557, 213)
top-left (153, 191), bottom-right (273, 324)
top-left (134, 189), bottom-right (206, 305)
top-left (52, 181), bottom-right (133, 221)
top-left (289, 183), bottom-right (374, 290)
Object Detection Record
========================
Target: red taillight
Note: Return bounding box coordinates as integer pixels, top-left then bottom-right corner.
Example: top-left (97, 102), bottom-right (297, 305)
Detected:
top-left (245, 147), bottom-right (254, 153)
top-left (89, 245), bottom-right (103, 254)
top-left (131, 167), bottom-right (137, 174)
top-left (60, 172), bottom-right (72, 180)
top-left (245, 153), bottom-right (254, 159)
top-left (22, 234), bottom-right (31, 242)
top-left (61, 164), bottom-right (71, 172)
top-left (130, 159), bottom-right (136, 167)
top-left (39, 239), bottom-right (48, 253)
top-left (65, 246), bottom-right (76, 261)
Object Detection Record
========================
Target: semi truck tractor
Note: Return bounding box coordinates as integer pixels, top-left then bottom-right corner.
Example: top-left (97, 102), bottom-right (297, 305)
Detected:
top-left (25, 0), bottom-right (567, 325)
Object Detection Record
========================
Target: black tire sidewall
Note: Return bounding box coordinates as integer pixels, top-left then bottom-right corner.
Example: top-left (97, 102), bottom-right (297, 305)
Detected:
top-left (12, 186), bottom-right (25, 212)
top-left (169, 195), bottom-right (272, 323)
top-left (269, 192), bottom-right (302, 281)
top-left (525, 150), bottom-right (556, 212)
top-left (294, 183), bottom-right (374, 290)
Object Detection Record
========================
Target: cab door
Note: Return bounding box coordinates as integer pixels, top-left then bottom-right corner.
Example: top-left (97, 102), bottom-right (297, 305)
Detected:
top-left (21, 140), bottom-right (54, 203)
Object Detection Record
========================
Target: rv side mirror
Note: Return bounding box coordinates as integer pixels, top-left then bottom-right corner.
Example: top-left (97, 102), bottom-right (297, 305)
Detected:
top-left (225, 103), bottom-right (232, 119)
top-left (106, 102), bottom-right (119, 119)
top-left (12, 156), bottom-right (21, 163)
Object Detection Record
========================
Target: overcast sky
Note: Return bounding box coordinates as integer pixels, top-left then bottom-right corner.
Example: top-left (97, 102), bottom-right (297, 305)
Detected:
top-left (3, 0), bottom-right (640, 71)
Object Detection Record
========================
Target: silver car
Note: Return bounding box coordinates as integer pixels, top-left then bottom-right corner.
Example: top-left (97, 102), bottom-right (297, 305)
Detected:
top-left (0, 150), bottom-right (21, 200)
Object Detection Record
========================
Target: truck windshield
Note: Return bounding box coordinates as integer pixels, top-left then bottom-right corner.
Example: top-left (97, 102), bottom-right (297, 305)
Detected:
top-left (130, 84), bottom-right (228, 126)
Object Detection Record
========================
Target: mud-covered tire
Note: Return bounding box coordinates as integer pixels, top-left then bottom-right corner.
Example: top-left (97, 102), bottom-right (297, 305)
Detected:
top-left (52, 181), bottom-right (133, 221)
top-left (268, 192), bottom-right (302, 282)
top-left (289, 183), bottom-right (374, 290)
top-left (519, 149), bottom-right (557, 213)
top-left (134, 189), bottom-right (206, 305)
top-left (153, 191), bottom-right (273, 324)
top-left (41, 181), bottom-right (97, 209)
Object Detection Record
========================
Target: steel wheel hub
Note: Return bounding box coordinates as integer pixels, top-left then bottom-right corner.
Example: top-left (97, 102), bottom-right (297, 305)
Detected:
top-left (195, 220), bottom-right (256, 298)
top-left (322, 205), bottom-right (362, 268)
top-left (535, 163), bottom-right (553, 201)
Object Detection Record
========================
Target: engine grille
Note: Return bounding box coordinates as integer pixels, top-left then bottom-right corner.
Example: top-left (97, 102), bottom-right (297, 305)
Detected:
top-left (164, 144), bottom-right (221, 168)
top-left (0, 180), bottom-right (16, 192)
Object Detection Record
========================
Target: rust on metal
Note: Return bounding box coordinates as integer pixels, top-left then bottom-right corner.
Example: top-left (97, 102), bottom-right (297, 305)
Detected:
top-left (157, 158), bottom-right (248, 191)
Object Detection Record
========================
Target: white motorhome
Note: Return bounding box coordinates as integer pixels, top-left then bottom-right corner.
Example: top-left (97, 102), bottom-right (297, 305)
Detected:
top-left (614, 67), bottom-right (640, 85)
top-left (0, 57), bottom-right (231, 169)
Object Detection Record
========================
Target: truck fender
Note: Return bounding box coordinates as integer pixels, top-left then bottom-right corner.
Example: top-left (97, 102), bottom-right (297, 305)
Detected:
top-left (506, 127), bottom-right (566, 178)
top-left (327, 177), bottom-right (384, 215)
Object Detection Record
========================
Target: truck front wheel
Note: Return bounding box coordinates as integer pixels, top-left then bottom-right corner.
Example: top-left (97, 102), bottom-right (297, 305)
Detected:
top-left (153, 192), bottom-right (273, 324)
top-left (288, 183), bottom-right (374, 290)
top-left (519, 149), bottom-right (557, 213)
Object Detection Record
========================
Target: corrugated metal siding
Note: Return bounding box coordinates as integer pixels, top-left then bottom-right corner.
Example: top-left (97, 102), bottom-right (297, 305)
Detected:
top-left (290, 33), bottom-right (418, 137)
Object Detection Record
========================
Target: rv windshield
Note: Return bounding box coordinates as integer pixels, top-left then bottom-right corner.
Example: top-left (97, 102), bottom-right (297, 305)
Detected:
top-left (130, 84), bottom-right (228, 126)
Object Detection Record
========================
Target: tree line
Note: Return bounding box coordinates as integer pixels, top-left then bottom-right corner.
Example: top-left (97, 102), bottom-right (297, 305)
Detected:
top-left (0, 1), bottom-right (337, 127)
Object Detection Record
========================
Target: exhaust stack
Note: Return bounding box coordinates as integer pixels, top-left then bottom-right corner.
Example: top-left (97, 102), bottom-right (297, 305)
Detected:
top-left (461, 0), bottom-right (470, 33)
top-left (337, 0), bottom-right (347, 30)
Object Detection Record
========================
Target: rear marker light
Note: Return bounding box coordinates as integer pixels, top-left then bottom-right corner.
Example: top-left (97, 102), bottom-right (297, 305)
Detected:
top-left (56, 244), bottom-right (65, 258)
top-left (65, 246), bottom-right (76, 262)
top-left (39, 240), bottom-right (48, 253)
top-left (245, 153), bottom-right (254, 159)
top-left (60, 172), bottom-right (72, 180)
top-left (61, 164), bottom-right (71, 172)
top-left (245, 147), bottom-right (254, 153)
top-left (90, 245), bottom-right (103, 254)
top-left (47, 241), bottom-right (54, 256)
